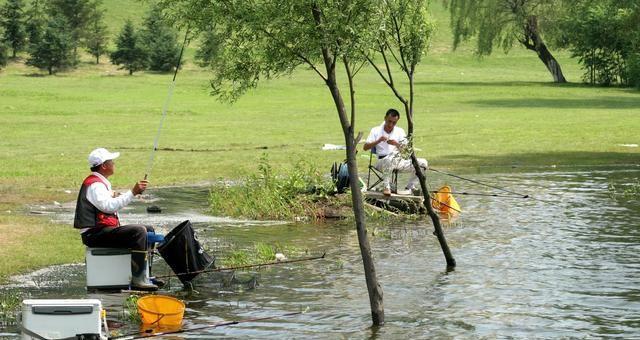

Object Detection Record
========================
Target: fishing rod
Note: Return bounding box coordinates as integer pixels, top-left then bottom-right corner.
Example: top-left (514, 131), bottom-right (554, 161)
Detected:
top-left (428, 167), bottom-right (551, 203)
top-left (430, 190), bottom-right (528, 198)
top-left (144, 26), bottom-right (191, 180)
top-left (154, 252), bottom-right (327, 279)
top-left (110, 309), bottom-right (308, 340)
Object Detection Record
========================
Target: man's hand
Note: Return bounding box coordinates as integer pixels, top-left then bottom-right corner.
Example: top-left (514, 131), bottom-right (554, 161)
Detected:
top-left (387, 139), bottom-right (401, 147)
top-left (112, 191), bottom-right (121, 198)
top-left (132, 180), bottom-right (148, 196)
top-left (377, 136), bottom-right (388, 144)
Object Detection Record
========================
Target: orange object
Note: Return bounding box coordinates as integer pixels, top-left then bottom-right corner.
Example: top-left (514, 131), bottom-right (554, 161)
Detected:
top-left (431, 185), bottom-right (461, 216)
top-left (137, 295), bottom-right (185, 326)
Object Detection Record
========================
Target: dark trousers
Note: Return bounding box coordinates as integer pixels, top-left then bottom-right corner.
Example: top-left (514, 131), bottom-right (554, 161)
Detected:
top-left (81, 224), bottom-right (154, 251)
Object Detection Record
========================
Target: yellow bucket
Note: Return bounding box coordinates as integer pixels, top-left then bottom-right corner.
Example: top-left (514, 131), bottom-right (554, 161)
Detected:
top-left (136, 295), bottom-right (185, 326)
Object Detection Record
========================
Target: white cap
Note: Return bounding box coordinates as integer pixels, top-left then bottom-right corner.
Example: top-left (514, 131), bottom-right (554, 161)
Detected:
top-left (88, 148), bottom-right (120, 167)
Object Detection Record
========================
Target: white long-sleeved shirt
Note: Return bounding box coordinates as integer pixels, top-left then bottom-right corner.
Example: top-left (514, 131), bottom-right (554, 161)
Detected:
top-left (365, 122), bottom-right (407, 157)
top-left (86, 172), bottom-right (134, 214)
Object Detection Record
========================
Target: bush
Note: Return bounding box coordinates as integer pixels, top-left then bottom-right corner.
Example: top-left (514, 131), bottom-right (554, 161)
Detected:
top-left (627, 53), bottom-right (640, 88)
top-left (209, 154), bottom-right (334, 220)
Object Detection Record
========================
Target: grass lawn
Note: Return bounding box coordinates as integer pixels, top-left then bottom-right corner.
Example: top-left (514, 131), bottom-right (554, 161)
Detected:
top-left (0, 1), bottom-right (638, 282)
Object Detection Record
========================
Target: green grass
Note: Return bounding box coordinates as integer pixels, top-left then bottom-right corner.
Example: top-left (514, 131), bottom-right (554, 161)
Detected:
top-left (0, 1), bottom-right (638, 281)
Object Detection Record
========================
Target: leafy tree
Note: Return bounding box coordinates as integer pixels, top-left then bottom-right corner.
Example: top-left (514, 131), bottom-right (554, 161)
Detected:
top-left (447, 0), bottom-right (567, 83)
top-left (84, 0), bottom-right (108, 64)
top-left (110, 20), bottom-right (147, 75)
top-left (158, 0), bottom-right (386, 324)
top-left (0, 0), bottom-right (27, 58)
top-left (25, 0), bottom-right (46, 49)
top-left (558, 0), bottom-right (640, 86)
top-left (194, 26), bottom-right (221, 68)
top-left (366, 0), bottom-right (456, 267)
top-left (26, 15), bottom-right (73, 74)
top-left (140, 5), bottom-right (180, 72)
top-left (48, 0), bottom-right (93, 61)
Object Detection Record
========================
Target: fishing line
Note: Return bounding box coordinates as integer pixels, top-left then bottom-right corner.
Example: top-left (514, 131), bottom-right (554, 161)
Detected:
top-left (428, 167), bottom-right (551, 203)
top-left (144, 25), bottom-right (191, 180)
top-left (109, 309), bottom-right (308, 340)
top-left (154, 252), bottom-right (327, 280)
top-left (430, 191), bottom-right (528, 198)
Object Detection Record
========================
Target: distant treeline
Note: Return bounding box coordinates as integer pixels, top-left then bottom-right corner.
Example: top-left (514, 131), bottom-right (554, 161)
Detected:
top-left (0, 0), bottom-right (182, 75)
top-left (0, 0), bottom-right (639, 87)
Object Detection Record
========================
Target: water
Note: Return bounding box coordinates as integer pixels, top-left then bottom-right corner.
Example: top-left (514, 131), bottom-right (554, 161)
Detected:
top-left (2, 168), bottom-right (640, 338)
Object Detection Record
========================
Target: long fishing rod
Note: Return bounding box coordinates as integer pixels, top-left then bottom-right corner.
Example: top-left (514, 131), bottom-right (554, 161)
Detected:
top-left (144, 26), bottom-right (191, 180)
top-left (110, 309), bottom-right (307, 340)
top-left (154, 252), bottom-right (327, 279)
top-left (430, 190), bottom-right (528, 198)
top-left (428, 167), bottom-right (551, 203)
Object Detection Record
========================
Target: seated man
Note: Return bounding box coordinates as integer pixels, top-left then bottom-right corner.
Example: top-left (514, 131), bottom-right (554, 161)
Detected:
top-left (74, 148), bottom-right (157, 290)
top-left (363, 108), bottom-right (428, 195)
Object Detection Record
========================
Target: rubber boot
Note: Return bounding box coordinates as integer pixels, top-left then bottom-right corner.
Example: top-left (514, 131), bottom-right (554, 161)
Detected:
top-left (131, 251), bottom-right (158, 291)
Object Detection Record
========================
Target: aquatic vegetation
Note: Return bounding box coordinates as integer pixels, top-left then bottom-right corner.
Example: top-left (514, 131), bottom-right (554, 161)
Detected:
top-left (209, 154), bottom-right (337, 220)
top-left (221, 242), bottom-right (304, 268)
top-left (608, 179), bottom-right (640, 198)
top-left (121, 294), bottom-right (142, 324)
top-left (0, 291), bottom-right (22, 326)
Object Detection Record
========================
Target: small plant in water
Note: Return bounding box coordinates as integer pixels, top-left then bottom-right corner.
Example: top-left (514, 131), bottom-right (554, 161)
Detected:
top-left (0, 291), bottom-right (22, 326)
top-left (608, 180), bottom-right (640, 198)
top-left (221, 242), bottom-right (304, 268)
top-left (121, 294), bottom-right (141, 324)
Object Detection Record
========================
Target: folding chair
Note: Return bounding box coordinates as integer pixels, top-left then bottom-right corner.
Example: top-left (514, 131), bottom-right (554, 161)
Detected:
top-left (366, 146), bottom-right (398, 192)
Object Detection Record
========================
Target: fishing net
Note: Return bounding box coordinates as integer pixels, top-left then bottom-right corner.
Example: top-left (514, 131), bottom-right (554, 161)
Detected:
top-left (158, 220), bottom-right (215, 284)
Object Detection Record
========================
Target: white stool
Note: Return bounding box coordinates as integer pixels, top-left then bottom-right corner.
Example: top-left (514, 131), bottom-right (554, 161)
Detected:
top-left (85, 247), bottom-right (132, 290)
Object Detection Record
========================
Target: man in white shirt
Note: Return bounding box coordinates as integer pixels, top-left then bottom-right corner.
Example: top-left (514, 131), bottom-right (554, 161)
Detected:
top-left (73, 148), bottom-right (158, 290)
top-left (363, 109), bottom-right (428, 195)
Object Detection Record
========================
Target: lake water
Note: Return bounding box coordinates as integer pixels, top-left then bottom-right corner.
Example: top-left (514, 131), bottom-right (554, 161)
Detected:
top-left (1, 167), bottom-right (639, 338)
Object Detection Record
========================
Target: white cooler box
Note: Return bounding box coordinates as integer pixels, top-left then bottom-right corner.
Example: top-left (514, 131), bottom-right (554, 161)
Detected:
top-left (85, 247), bottom-right (131, 289)
top-left (21, 299), bottom-right (103, 340)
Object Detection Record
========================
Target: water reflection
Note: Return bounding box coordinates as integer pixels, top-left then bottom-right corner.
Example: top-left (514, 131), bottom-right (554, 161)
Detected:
top-left (2, 168), bottom-right (640, 338)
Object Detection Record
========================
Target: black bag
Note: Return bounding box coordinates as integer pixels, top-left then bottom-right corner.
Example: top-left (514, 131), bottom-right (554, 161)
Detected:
top-left (158, 220), bottom-right (214, 284)
top-left (331, 161), bottom-right (350, 194)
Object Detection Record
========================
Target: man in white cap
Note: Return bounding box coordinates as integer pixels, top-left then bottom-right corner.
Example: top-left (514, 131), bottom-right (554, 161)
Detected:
top-left (74, 148), bottom-right (158, 290)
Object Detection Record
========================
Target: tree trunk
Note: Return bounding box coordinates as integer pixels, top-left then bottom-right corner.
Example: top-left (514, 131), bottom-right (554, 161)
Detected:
top-left (406, 73), bottom-right (456, 268)
top-left (522, 16), bottom-right (567, 83)
top-left (129, 68), bottom-right (133, 75)
top-left (48, 66), bottom-right (52, 75)
top-left (96, 55), bottom-right (99, 64)
top-left (311, 4), bottom-right (384, 326)
top-left (12, 49), bottom-right (16, 58)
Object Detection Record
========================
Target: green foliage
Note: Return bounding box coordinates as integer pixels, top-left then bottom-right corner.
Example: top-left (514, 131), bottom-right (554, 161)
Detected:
top-left (609, 179), bottom-right (640, 198)
top-left (558, 1), bottom-right (638, 86)
top-left (0, 0), bottom-right (27, 58)
top-left (0, 290), bottom-right (22, 326)
top-left (140, 5), bottom-right (180, 72)
top-left (0, 41), bottom-right (7, 67)
top-left (195, 27), bottom-right (222, 68)
top-left (25, 15), bottom-right (73, 74)
top-left (209, 154), bottom-right (334, 220)
top-left (121, 294), bottom-right (141, 324)
top-left (48, 0), bottom-right (94, 61)
top-left (110, 20), bottom-right (147, 75)
top-left (84, 0), bottom-right (108, 64)
top-left (157, 0), bottom-right (383, 102)
top-left (25, 0), bottom-right (46, 50)
top-left (221, 242), bottom-right (303, 267)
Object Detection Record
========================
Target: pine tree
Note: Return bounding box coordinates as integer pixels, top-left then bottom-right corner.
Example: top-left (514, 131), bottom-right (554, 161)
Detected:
top-left (26, 15), bottom-right (73, 74)
top-left (110, 20), bottom-right (147, 75)
top-left (85, 0), bottom-right (108, 64)
top-left (48, 0), bottom-right (92, 62)
top-left (25, 0), bottom-right (46, 50)
top-left (195, 27), bottom-right (221, 68)
top-left (140, 5), bottom-right (180, 72)
top-left (0, 0), bottom-right (27, 58)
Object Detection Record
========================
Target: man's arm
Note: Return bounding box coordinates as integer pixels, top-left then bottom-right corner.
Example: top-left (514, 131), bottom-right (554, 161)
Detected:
top-left (86, 180), bottom-right (147, 213)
